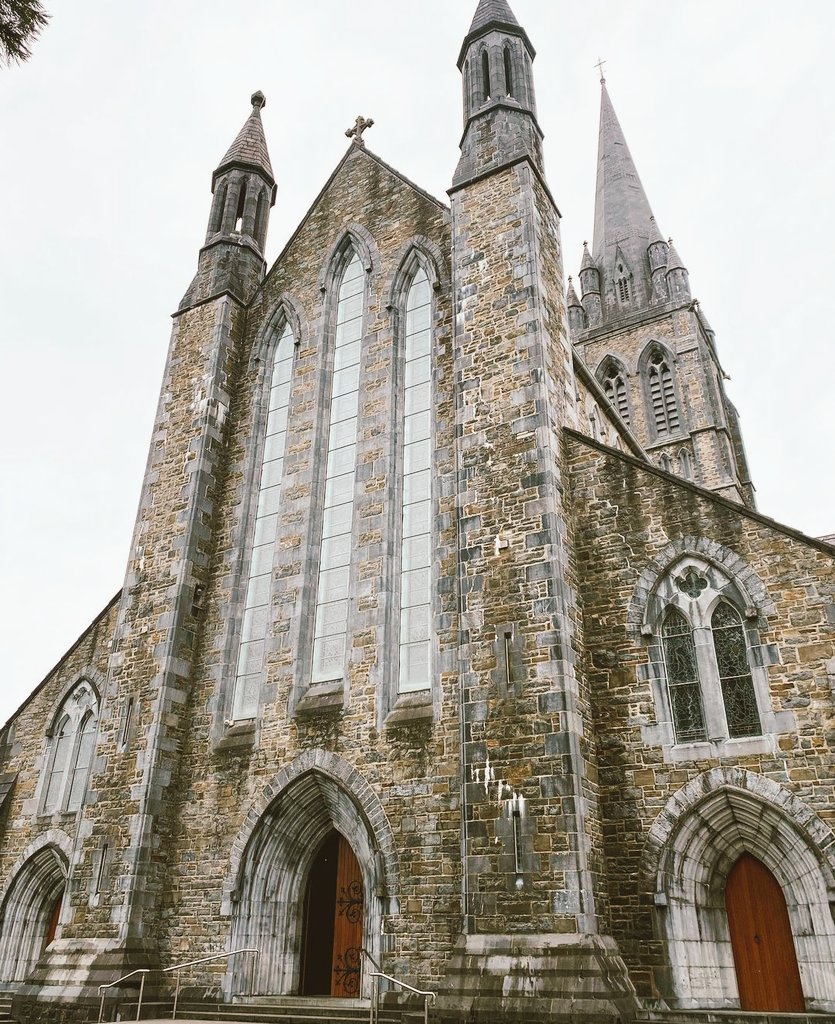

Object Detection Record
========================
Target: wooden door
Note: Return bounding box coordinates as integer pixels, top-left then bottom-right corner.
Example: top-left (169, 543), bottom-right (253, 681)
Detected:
top-left (725, 853), bottom-right (804, 1011)
top-left (331, 835), bottom-right (363, 997)
top-left (43, 891), bottom-right (63, 949)
top-left (300, 832), bottom-right (364, 998)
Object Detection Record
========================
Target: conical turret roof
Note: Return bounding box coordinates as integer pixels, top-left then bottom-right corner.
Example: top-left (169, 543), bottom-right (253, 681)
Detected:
top-left (592, 82), bottom-right (660, 307)
top-left (566, 276), bottom-right (582, 309)
top-left (665, 239), bottom-right (686, 272)
top-left (458, 0), bottom-right (533, 66)
top-left (468, 0), bottom-right (519, 33)
top-left (213, 91), bottom-right (275, 189)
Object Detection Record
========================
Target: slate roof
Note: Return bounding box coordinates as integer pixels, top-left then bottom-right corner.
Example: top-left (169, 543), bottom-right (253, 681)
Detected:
top-left (468, 0), bottom-right (519, 33)
top-left (214, 91), bottom-right (274, 188)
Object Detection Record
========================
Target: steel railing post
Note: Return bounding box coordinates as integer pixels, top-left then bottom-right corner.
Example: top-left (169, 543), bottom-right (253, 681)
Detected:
top-left (172, 971), bottom-right (181, 1020)
top-left (136, 972), bottom-right (145, 1021)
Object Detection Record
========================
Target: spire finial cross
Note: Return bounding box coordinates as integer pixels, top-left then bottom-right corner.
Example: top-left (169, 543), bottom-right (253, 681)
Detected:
top-left (595, 57), bottom-right (607, 84)
top-left (345, 115), bottom-right (375, 147)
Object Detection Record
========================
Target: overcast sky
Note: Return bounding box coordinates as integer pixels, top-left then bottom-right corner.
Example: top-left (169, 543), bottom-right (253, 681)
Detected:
top-left (1, 0), bottom-right (833, 726)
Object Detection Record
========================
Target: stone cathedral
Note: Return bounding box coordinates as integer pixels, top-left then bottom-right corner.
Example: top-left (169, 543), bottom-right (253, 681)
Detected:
top-left (1, 2), bottom-right (834, 1022)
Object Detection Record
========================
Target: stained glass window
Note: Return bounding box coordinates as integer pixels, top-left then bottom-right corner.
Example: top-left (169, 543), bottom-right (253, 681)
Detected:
top-left (662, 609), bottom-right (707, 743)
top-left (67, 711), bottom-right (96, 812)
top-left (233, 322), bottom-right (295, 720)
top-left (712, 602), bottom-right (761, 738)
top-left (398, 269), bottom-right (433, 693)
top-left (648, 351), bottom-right (680, 435)
top-left (312, 252), bottom-right (364, 683)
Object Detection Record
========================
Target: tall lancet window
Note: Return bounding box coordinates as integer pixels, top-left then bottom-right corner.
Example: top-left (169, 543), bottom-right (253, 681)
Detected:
top-left (312, 252), bottom-right (364, 683)
top-left (233, 322), bottom-right (295, 720)
top-left (398, 269), bottom-right (433, 693)
top-left (712, 603), bottom-right (760, 738)
top-left (648, 350), bottom-right (680, 435)
top-left (662, 608), bottom-right (707, 743)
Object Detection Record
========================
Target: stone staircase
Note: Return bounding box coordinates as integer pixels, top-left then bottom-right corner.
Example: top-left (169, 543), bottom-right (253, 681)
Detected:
top-left (0, 992), bottom-right (13, 1022)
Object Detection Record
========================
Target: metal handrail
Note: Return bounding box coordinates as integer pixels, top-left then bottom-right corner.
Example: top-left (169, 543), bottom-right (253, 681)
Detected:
top-left (367, 971), bottom-right (435, 1024)
top-left (98, 969), bottom-right (151, 1023)
top-left (96, 947), bottom-right (259, 1022)
top-left (165, 947), bottom-right (259, 1019)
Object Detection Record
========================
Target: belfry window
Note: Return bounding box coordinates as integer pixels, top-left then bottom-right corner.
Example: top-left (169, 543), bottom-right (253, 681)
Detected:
top-left (233, 321), bottom-right (296, 720)
top-left (311, 252), bottom-right (364, 684)
top-left (602, 365), bottom-right (630, 426)
top-left (398, 269), bottom-right (433, 693)
top-left (647, 350), bottom-right (680, 435)
top-left (504, 47), bottom-right (514, 97)
top-left (481, 51), bottom-right (491, 102)
top-left (43, 681), bottom-right (98, 814)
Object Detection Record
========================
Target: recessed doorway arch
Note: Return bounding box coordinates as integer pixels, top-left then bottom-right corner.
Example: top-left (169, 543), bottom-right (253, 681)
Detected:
top-left (228, 762), bottom-right (395, 998)
top-left (0, 845), bottom-right (67, 985)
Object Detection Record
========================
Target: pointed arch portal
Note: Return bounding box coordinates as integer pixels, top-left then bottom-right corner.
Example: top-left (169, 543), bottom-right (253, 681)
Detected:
top-left (0, 846), bottom-right (67, 985)
top-left (230, 768), bottom-right (387, 998)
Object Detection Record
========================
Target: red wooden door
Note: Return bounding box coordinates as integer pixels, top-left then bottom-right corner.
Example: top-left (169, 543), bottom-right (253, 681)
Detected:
top-left (300, 832), bottom-right (364, 998)
top-left (331, 835), bottom-right (363, 997)
top-left (43, 891), bottom-right (63, 949)
top-left (725, 854), bottom-right (804, 1011)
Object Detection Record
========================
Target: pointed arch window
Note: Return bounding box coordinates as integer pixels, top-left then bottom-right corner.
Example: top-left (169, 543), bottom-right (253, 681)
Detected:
top-left (649, 560), bottom-right (764, 751)
top-left (311, 251), bottom-right (365, 684)
top-left (398, 268), bottom-right (433, 694)
top-left (42, 681), bottom-right (98, 814)
top-left (601, 364), bottom-right (630, 426)
top-left (712, 603), bottom-right (760, 738)
top-left (233, 321), bottom-right (296, 720)
top-left (678, 448), bottom-right (692, 480)
top-left (647, 349), bottom-right (680, 435)
top-left (504, 47), bottom-right (514, 97)
top-left (662, 609), bottom-right (707, 743)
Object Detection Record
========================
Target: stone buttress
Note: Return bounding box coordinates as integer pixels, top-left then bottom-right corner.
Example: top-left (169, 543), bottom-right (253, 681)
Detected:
top-left (439, 2), bottom-right (636, 1018)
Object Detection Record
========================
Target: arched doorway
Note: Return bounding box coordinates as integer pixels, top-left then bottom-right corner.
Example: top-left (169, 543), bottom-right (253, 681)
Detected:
top-left (0, 846), bottom-right (67, 985)
top-left (726, 854), bottom-right (804, 1012)
top-left (229, 767), bottom-right (389, 999)
top-left (300, 831), bottom-right (364, 997)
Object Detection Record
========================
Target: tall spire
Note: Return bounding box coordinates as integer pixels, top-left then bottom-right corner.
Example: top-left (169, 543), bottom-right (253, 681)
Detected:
top-left (592, 82), bottom-right (660, 311)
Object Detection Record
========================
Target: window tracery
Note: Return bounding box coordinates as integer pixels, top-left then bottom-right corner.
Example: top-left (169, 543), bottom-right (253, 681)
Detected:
top-left (648, 558), bottom-right (764, 748)
top-left (43, 681), bottom-right (98, 814)
top-left (600, 360), bottom-right (630, 426)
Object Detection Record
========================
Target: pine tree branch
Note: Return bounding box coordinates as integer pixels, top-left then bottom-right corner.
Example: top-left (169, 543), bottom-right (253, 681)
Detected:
top-left (0, 0), bottom-right (49, 66)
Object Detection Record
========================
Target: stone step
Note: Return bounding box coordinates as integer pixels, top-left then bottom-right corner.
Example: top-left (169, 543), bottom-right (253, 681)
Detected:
top-left (103, 1000), bottom-right (399, 1024)
top-left (636, 1011), bottom-right (835, 1024)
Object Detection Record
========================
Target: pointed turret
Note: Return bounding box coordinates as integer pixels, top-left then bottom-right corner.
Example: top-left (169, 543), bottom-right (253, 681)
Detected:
top-left (566, 276), bottom-right (585, 335)
top-left (647, 216), bottom-right (669, 303)
top-left (182, 92), bottom-right (276, 308)
top-left (578, 242), bottom-right (602, 328)
top-left (665, 238), bottom-right (691, 301)
top-left (206, 91), bottom-right (276, 252)
top-left (592, 81), bottom-right (661, 314)
top-left (452, 0), bottom-right (543, 189)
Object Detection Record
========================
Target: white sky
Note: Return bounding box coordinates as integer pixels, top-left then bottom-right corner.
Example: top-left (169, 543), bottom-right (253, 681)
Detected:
top-left (1, 1), bottom-right (833, 726)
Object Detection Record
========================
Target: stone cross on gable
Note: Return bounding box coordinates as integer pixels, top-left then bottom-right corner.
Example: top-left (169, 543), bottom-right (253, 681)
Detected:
top-left (346, 115), bottom-right (375, 147)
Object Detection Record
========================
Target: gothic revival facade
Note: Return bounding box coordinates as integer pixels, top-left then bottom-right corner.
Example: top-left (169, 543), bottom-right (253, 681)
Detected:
top-left (1, 2), bottom-right (834, 1021)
